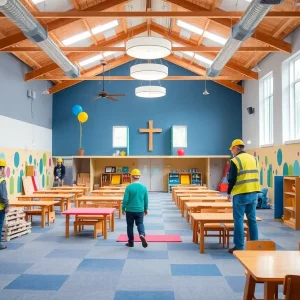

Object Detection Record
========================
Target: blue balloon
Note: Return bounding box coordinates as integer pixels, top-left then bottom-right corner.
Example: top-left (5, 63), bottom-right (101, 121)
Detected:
top-left (72, 105), bottom-right (82, 116)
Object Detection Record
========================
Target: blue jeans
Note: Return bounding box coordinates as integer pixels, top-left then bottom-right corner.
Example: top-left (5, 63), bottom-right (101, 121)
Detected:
top-left (233, 192), bottom-right (258, 250)
top-left (0, 210), bottom-right (5, 244)
top-left (126, 212), bottom-right (145, 242)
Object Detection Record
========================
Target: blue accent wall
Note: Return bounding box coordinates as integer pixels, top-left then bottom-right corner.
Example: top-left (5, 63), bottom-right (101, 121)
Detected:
top-left (53, 61), bottom-right (242, 156)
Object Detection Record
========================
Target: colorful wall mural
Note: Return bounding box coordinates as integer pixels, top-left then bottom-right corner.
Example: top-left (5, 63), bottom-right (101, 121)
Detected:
top-left (248, 143), bottom-right (300, 203)
top-left (0, 148), bottom-right (53, 199)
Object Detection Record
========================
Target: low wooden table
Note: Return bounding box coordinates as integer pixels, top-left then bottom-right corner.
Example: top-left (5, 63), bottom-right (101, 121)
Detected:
top-left (175, 190), bottom-right (220, 207)
top-left (91, 190), bottom-right (124, 196)
top-left (76, 196), bottom-right (123, 219)
top-left (62, 208), bottom-right (116, 239)
top-left (185, 202), bottom-right (232, 222)
top-left (52, 186), bottom-right (89, 195)
top-left (17, 194), bottom-right (73, 212)
top-left (191, 213), bottom-right (262, 253)
top-left (172, 186), bottom-right (207, 201)
top-left (9, 200), bottom-right (59, 227)
top-left (179, 196), bottom-right (226, 217)
top-left (234, 251), bottom-right (300, 300)
top-left (35, 190), bottom-right (84, 201)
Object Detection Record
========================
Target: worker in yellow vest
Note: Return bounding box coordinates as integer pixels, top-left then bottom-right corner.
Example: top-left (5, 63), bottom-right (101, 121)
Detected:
top-left (227, 139), bottom-right (260, 253)
top-left (0, 158), bottom-right (9, 250)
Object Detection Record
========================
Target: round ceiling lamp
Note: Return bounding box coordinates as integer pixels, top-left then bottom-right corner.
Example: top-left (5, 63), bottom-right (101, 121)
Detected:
top-left (130, 63), bottom-right (168, 81)
top-left (135, 86), bottom-right (166, 98)
top-left (126, 37), bottom-right (172, 59)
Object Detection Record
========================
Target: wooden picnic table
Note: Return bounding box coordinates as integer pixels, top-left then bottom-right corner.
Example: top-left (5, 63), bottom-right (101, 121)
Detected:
top-left (62, 207), bottom-right (116, 239)
top-left (234, 251), bottom-right (300, 300)
top-left (76, 195), bottom-right (123, 219)
top-left (52, 186), bottom-right (89, 195)
top-left (190, 213), bottom-right (262, 253)
top-left (17, 194), bottom-right (73, 212)
top-left (184, 201), bottom-right (232, 222)
top-left (179, 196), bottom-right (226, 217)
top-left (175, 190), bottom-right (219, 206)
top-left (9, 200), bottom-right (59, 228)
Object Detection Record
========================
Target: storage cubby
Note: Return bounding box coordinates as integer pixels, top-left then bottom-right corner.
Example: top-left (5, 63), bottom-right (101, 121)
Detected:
top-left (283, 176), bottom-right (300, 230)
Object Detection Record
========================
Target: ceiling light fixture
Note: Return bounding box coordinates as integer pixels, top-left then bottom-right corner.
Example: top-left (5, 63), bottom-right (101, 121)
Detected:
top-left (203, 80), bottom-right (209, 95)
top-left (126, 37), bottom-right (172, 59)
top-left (135, 86), bottom-right (166, 98)
top-left (130, 63), bottom-right (168, 81)
top-left (207, 0), bottom-right (284, 77)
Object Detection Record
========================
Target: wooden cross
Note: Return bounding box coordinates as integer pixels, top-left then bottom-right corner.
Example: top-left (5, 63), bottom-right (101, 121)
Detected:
top-left (139, 120), bottom-right (162, 151)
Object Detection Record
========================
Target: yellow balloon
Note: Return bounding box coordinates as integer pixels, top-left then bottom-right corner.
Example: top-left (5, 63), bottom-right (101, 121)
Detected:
top-left (78, 112), bottom-right (88, 123)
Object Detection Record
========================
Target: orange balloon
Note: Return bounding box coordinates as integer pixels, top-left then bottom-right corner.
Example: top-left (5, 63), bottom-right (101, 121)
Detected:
top-left (78, 112), bottom-right (88, 123)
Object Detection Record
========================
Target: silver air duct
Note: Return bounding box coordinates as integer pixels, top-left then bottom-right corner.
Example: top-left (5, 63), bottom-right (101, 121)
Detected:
top-left (0, 0), bottom-right (80, 78)
top-left (207, 0), bottom-right (284, 78)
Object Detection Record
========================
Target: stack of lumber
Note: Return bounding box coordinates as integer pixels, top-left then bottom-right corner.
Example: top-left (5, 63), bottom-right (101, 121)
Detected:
top-left (1, 208), bottom-right (31, 242)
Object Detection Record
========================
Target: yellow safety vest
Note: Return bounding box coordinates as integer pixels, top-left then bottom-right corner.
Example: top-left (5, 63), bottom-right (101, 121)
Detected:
top-left (231, 153), bottom-right (260, 196)
top-left (0, 178), bottom-right (5, 210)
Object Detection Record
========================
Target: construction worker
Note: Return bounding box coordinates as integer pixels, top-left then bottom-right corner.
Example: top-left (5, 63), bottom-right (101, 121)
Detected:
top-left (122, 169), bottom-right (148, 248)
top-left (0, 158), bottom-right (9, 250)
top-left (227, 139), bottom-right (260, 253)
top-left (53, 158), bottom-right (65, 187)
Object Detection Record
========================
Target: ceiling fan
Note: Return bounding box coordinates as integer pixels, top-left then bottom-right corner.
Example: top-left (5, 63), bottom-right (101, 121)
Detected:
top-left (93, 60), bottom-right (125, 102)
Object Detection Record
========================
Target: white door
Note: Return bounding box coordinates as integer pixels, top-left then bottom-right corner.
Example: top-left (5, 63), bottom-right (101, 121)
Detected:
top-left (209, 158), bottom-right (226, 190)
top-left (138, 158), bottom-right (151, 190)
top-left (150, 158), bottom-right (164, 192)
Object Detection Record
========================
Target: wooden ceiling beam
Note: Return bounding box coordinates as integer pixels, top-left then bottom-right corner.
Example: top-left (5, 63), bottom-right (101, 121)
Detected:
top-left (24, 23), bottom-right (147, 81)
top-left (1, 46), bottom-right (278, 53)
top-left (48, 55), bottom-right (134, 94)
top-left (0, 0), bottom-right (129, 50)
top-left (34, 75), bottom-right (249, 81)
top-left (165, 0), bottom-right (291, 53)
top-left (1, 11), bottom-right (299, 19)
top-left (165, 54), bottom-right (244, 94)
top-left (150, 23), bottom-right (258, 79)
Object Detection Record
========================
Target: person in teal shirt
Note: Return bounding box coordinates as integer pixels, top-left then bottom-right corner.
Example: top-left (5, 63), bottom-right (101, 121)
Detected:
top-left (122, 169), bottom-right (148, 248)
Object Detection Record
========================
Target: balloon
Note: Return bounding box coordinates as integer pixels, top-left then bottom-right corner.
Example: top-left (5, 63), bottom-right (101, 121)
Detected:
top-left (177, 148), bottom-right (185, 156)
top-left (78, 112), bottom-right (88, 123)
top-left (72, 105), bottom-right (82, 116)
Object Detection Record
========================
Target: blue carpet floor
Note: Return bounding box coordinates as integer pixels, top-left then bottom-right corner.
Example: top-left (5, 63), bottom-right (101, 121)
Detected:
top-left (0, 192), bottom-right (299, 300)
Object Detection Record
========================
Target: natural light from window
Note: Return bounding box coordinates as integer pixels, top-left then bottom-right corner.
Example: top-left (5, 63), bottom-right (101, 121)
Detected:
top-left (32, 0), bottom-right (45, 4)
top-left (62, 20), bottom-right (119, 46)
top-left (259, 73), bottom-right (274, 146)
top-left (176, 20), bottom-right (227, 45)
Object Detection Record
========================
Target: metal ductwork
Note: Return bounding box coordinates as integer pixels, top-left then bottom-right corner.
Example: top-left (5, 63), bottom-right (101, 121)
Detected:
top-left (0, 0), bottom-right (80, 78)
top-left (206, 0), bottom-right (284, 78)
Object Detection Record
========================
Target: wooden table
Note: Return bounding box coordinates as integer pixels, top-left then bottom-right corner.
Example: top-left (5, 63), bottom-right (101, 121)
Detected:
top-left (76, 196), bottom-right (123, 219)
top-left (179, 196), bottom-right (226, 217)
top-left (172, 186), bottom-right (207, 201)
top-left (91, 190), bottom-right (124, 196)
top-left (185, 202), bottom-right (232, 222)
top-left (191, 213), bottom-right (262, 253)
top-left (52, 186), bottom-right (89, 195)
top-left (34, 189), bottom-right (84, 205)
top-left (62, 208), bottom-right (116, 239)
top-left (9, 200), bottom-right (59, 227)
top-left (175, 190), bottom-right (219, 206)
top-left (234, 251), bottom-right (300, 300)
top-left (17, 194), bottom-right (73, 212)
top-left (100, 186), bottom-right (126, 190)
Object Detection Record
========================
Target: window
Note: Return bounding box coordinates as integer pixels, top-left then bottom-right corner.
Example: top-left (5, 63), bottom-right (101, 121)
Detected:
top-left (172, 126), bottom-right (187, 148)
top-left (259, 73), bottom-right (273, 146)
top-left (113, 126), bottom-right (128, 148)
top-left (289, 54), bottom-right (300, 140)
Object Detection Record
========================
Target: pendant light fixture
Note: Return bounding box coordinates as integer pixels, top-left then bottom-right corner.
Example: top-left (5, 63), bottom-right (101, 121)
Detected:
top-left (126, 37), bottom-right (172, 59)
top-left (130, 63), bottom-right (168, 81)
top-left (203, 80), bottom-right (209, 95)
top-left (135, 85), bottom-right (166, 98)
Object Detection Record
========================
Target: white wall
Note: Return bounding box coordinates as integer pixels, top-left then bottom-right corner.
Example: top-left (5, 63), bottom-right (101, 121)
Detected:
top-left (0, 115), bottom-right (52, 152)
top-left (242, 26), bottom-right (300, 148)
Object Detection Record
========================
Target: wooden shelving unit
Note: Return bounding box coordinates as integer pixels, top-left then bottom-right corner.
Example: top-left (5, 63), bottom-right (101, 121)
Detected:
top-left (283, 176), bottom-right (300, 230)
top-left (168, 172), bottom-right (202, 193)
top-left (100, 173), bottom-right (131, 187)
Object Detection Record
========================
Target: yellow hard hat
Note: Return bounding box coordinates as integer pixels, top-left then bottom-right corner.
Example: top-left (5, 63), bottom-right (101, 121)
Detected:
top-left (131, 169), bottom-right (141, 176)
top-left (57, 158), bottom-right (63, 163)
top-left (229, 139), bottom-right (245, 150)
top-left (0, 158), bottom-right (7, 167)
